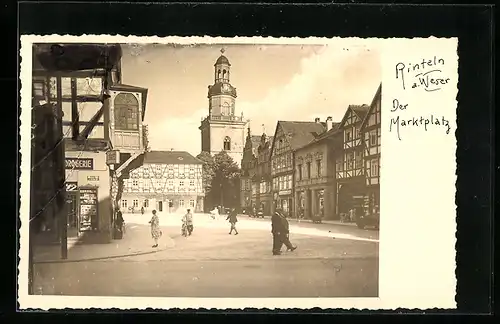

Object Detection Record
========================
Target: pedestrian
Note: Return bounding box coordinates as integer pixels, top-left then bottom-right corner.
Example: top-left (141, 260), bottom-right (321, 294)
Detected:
top-left (210, 206), bottom-right (219, 220)
top-left (226, 208), bottom-right (239, 235)
top-left (271, 208), bottom-right (296, 255)
top-left (141, 206), bottom-right (145, 215)
top-left (115, 207), bottom-right (125, 237)
top-left (148, 209), bottom-right (162, 248)
top-left (182, 209), bottom-right (194, 236)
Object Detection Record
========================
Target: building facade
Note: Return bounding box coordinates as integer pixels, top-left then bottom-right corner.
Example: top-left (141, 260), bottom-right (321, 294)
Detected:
top-left (120, 151), bottom-right (204, 214)
top-left (270, 120), bottom-right (326, 217)
top-left (199, 49), bottom-right (247, 166)
top-left (240, 128), bottom-right (261, 210)
top-left (335, 104), bottom-right (370, 216)
top-left (252, 133), bottom-right (273, 215)
top-left (294, 117), bottom-right (342, 220)
top-left (361, 84), bottom-right (382, 216)
top-left (32, 43), bottom-right (148, 242)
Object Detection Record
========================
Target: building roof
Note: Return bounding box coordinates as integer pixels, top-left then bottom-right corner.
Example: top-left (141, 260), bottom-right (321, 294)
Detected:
top-left (349, 104), bottom-right (370, 120)
top-left (297, 122), bottom-right (342, 150)
top-left (215, 55), bottom-right (231, 66)
top-left (143, 151), bottom-right (202, 165)
top-left (277, 121), bottom-right (327, 151)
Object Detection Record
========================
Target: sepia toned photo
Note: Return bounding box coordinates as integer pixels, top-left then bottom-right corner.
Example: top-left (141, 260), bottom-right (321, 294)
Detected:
top-left (19, 36), bottom-right (458, 310)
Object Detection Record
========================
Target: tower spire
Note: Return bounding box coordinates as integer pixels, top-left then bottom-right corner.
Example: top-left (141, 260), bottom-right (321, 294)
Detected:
top-left (220, 47), bottom-right (225, 55)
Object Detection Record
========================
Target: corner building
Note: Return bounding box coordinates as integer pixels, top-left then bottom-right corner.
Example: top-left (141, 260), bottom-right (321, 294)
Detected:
top-left (120, 151), bottom-right (204, 214)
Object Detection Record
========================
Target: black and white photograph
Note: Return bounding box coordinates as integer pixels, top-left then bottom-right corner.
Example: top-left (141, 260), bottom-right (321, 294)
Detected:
top-left (19, 36), bottom-right (457, 310)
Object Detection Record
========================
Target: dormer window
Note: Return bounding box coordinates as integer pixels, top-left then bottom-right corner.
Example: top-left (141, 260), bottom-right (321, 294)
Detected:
top-left (223, 136), bottom-right (231, 151)
top-left (114, 93), bottom-right (139, 131)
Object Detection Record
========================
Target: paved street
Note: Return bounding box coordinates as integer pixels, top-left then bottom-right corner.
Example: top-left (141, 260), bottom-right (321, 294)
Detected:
top-left (33, 213), bottom-right (379, 298)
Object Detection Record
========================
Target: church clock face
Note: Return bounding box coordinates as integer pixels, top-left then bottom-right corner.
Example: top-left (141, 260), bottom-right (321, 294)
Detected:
top-left (222, 83), bottom-right (230, 92)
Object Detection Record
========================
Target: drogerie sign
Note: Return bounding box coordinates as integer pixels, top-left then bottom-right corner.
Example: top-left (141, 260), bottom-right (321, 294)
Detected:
top-left (65, 158), bottom-right (94, 170)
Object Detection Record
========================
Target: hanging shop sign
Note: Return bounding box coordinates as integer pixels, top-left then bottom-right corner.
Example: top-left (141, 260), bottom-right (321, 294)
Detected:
top-left (79, 188), bottom-right (98, 232)
top-left (65, 158), bottom-right (94, 170)
top-left (106, 150), bottom-right (120, 165)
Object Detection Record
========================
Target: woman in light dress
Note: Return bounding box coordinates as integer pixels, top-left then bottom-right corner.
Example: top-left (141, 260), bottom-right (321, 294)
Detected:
top-left (148, 209), bottom-right (162, 248)
top-left (210, 206), bottom-right (220, 220)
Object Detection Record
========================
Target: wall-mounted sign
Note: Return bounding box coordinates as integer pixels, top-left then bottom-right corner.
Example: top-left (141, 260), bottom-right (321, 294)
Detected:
top-left (87, 176), bottom-right (99, 182)
top-left (279, 190), bottom-right (292, 196)
top-left (106, 150), bottom-right (120, 165)
top-left (79, 188), bottom-right (98, 232)
top-left (65, 182), bottom-right (78, 192)
top-left (65, 158), bottom-right (93, 170)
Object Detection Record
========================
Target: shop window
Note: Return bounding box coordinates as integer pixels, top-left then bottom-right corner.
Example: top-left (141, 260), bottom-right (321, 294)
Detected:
top-left (189, 200), bottom-right (195, 208)
top-left (179, 200), bottom-right (185, 207)
top-left (144, 199), bottom-right (149, 208)
top-left (121, 200), bottom-right (128, 208)
top-left (114, 93), bottom-right (139, 131)
top-left (133, 200), bottom-right (139, 207)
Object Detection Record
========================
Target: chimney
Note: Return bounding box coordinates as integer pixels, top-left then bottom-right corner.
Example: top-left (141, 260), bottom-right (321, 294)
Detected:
top-left (326, 116), bottom-right (333, 131)
top-left (314, 117), bottom-right (321, 123)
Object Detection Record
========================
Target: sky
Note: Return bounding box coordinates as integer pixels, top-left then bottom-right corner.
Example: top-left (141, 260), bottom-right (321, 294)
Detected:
top-left (120, 42), bottom-right (381, 156)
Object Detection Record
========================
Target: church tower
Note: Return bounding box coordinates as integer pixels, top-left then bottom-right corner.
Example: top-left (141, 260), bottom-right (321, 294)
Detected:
top-left (199, 48), bottom-right (247, 166)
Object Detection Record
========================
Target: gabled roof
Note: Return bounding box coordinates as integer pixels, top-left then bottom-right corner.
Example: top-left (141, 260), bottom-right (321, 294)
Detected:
top-left (296, 122), bottom-right (342, 151)
top-left (271, 121), bottom-right (327, 152)
top-left (339, 104), bottom-right (370, 128)
top-left (110, 83), bottom-right (149, 121)
top-left (361, 83), bottom-right (382, 129)
top-left (143, 151), bottom-right (202, 165)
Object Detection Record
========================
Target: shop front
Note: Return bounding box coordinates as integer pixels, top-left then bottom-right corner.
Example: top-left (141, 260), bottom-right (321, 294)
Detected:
top-left (277, 189), bottom-right (293, 217)
top-left (65, 152), bottom-right (112, 242)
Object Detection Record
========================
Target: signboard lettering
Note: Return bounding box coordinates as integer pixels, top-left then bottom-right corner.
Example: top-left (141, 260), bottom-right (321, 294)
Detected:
top-left (65, 158), bottom-right (94, 170)
top-left (66, 182), bottom-right (78, 192)
top-left (87, 176), bottom-right (99, 182)
top-left (79, 188), bottom-right (98, 232)
top-left (106, 150), bottom-right (120, 165)
top-left (279, 190), bottom-right (292, 196)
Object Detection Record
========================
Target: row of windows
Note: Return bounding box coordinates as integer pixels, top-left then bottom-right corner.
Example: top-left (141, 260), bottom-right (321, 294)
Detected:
top-left (272, 154), bottom-right (292, 172)
top-left (121, 199), bottom-right (196, 208)
top-left (123, 187), bottom-right (203, 193)
top-left (272, 175), bottom-right (292, 191)
top-left (297, 159), bottom-right (322, 181)
top-left (128, 179), bottom-right (199, 187)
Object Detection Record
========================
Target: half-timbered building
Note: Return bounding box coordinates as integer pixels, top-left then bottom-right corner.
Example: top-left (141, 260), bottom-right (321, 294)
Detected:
top-left (335, 104), bottom-right (370, 217)
top-left (120, 151), bottom-right (205, 213)
top-left (361, 84), bottom-right (382, 216)
top-left (270, 119), bottom-right (326, 217)
top-left (253, 133), bottom-right (273, 215)
top-left (32, 43), bottom-right (148, 242)
top-left (240, 129), bottom-right (260, 210)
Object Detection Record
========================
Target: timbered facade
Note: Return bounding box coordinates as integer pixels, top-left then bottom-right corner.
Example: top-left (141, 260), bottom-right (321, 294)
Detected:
top-left (252, 133), bottom-right (273, 215)
top-left (361, 84), bottom-right (382, 215)
top-left (335, 104), bottom-right (370, 216)
top-left (120, 151), bottom-right (205, 213)
top-left (240, 129), bottom-right (260, 209)
top-left (32, 43), bottom-right (148, 242)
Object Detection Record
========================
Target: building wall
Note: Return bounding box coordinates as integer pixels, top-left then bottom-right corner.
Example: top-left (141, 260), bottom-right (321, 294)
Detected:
top-left (64, 150), bottom-right (112, 240)
top-left (120, 162), bottom-right (204, 213)
top-left (208, 122), bottom-right (246, 166)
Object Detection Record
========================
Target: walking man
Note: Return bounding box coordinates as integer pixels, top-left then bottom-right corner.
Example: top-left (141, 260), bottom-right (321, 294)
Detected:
top-left (271, 208), bottom-right (297, 255)
top-left (226, 208), bottom-right (239, 235)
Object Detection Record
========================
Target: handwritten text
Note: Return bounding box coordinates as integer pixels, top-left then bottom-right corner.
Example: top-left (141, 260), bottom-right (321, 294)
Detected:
top-left (395, 56), bottom-right (450, 92)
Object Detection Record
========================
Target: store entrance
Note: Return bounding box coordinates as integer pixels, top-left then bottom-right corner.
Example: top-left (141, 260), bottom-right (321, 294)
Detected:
top-left (158, 201), bottom-right (163, 212)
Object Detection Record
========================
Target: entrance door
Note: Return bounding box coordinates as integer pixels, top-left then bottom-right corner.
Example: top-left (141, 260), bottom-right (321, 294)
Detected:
top-left (67, 192), bottom-right (78, 228)
top-left (158, 201), bottom-right (163, 212)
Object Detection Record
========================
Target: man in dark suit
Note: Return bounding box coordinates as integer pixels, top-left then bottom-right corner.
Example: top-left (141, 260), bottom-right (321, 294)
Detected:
top-left (226, 208), bottom-right (239, 235)
top-left (271, 208), bottom-right (297, 255)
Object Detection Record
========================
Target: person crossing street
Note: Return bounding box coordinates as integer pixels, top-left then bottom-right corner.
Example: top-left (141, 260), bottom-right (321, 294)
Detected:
top-left (226, 208), bottom-right (239, 235)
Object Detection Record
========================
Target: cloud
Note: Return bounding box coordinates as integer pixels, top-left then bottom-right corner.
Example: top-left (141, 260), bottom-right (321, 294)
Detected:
top-left (239, 46), bottom-right (381, 135)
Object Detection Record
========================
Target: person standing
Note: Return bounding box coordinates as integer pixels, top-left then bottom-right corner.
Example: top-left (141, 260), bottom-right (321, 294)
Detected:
top-left (148, 209), bottom-right (162, 248)
top-left (182, 209), bottom-right (194, 236)
top-left (226, 208), bottom-right (239, 235)
top-left (141, 206), bottom-right (145, 215)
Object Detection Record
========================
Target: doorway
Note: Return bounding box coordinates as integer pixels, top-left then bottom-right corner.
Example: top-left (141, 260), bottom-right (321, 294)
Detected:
top-left (158, 201), bottom-right (163, 212)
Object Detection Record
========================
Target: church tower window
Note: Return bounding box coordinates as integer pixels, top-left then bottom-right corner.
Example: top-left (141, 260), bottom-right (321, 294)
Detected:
top-left (222, 102), bottom-right (231, 116)
top-left (224, 136), bottom-right (231, 151)
top-left (114, 93), bottom-right (139, 131)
